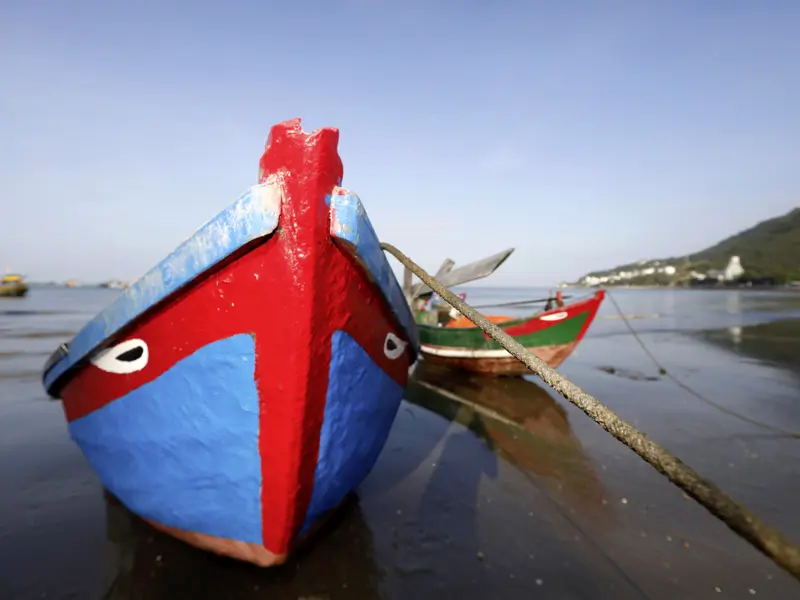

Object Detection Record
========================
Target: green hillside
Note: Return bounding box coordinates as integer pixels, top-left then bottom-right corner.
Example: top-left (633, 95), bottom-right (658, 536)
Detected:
top-left (686, 208), bottom-right (800, 282)
top-left (580, 207), bottom-right (800, 284)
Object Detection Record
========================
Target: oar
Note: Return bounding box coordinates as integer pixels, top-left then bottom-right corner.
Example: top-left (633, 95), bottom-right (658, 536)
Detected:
top-left (471, 295), bottom-right (573, 309)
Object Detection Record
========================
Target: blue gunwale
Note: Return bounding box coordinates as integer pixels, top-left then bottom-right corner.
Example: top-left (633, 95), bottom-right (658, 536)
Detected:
top-left (43, 183), bottom-right (418, 395)
top-left (329, 191), bottom-right (420, 354)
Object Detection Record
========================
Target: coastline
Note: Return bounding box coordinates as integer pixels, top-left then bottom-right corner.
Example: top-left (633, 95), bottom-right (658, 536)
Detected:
top-left (561, 284), bottom-right (800, 292)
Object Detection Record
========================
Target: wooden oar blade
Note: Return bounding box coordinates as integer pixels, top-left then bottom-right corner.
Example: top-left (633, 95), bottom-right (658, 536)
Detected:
top-left (408, 258), bottom-right (454, 302)
top-left (412, 248), bottom-right (515, 298)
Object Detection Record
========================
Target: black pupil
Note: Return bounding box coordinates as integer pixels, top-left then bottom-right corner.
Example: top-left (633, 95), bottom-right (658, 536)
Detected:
top-left (116, 346), bottom-right (144, 362)
top-left (386, 338), bottom-right (397, 351)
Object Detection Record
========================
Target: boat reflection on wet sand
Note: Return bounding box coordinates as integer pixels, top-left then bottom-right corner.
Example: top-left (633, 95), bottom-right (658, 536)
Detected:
top-left (101, 490), bottom-right (382, 599)
top-left (406, 362), bottom-right (611, 524)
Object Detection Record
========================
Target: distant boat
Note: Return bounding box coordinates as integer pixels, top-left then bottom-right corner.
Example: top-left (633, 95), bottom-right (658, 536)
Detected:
top-left (416, 290), bottom-right (605, 376)
top-left (100, 280), bottom-right (128, 289)
top-left (41, 119), bottom-right (419, 567)
top-left (0, 273), bottom-right (29, 297)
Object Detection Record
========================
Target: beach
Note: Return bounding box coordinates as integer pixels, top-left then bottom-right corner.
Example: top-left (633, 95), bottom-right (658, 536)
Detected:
top-left (1, 286), bottom-right (799, 599)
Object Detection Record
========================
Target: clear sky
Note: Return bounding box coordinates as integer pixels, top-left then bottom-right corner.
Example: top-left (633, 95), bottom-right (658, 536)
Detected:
top-left (2, 1), bottom-right (799, 285)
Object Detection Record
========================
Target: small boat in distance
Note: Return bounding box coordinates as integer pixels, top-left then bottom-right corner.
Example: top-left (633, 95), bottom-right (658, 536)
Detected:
top-left (0, 272), bottom-right (29, 297)
top-left (416, 290), bottom-right (605, 376)
top-left (41, 119), bottom-right (418, 567)
top-left (100, 279), bottom-right (128, 290)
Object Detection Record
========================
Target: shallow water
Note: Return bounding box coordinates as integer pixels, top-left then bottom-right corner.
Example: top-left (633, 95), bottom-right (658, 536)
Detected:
top-left (1, 286), bottom-right (800, 599)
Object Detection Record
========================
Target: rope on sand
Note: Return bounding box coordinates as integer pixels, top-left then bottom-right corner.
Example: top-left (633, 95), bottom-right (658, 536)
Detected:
top-left (382, 242), bottom-right (800, 583)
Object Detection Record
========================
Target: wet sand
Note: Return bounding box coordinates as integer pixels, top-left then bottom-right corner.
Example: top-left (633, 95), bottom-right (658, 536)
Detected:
top-left (1, 288), bottom-right (800, 599)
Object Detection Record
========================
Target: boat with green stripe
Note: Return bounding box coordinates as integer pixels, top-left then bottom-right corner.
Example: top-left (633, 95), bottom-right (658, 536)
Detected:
top-left (417, 290), bottom-right (605, 376)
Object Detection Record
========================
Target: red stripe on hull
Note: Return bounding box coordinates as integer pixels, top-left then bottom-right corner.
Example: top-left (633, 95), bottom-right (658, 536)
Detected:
top-left (570, 290), bottom-right (605, 345)
top-left (493, 291), bottom-right (605, 340)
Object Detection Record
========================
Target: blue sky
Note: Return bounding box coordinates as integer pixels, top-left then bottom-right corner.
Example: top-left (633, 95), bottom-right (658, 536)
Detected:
top-left (2, 1), bottom-right (799, 285)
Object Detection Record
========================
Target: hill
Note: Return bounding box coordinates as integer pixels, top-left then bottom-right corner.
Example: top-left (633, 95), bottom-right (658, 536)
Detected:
top-left (578, 207), bottom-right (800, 286)
top-left (686, 208), bottom-right (800, 281)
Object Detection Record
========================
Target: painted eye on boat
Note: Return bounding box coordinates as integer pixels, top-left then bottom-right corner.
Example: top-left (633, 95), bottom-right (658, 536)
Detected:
top-left (383, 333), bottom-right (407, 360)
top-left (90, 339), bottom-right (149, 374)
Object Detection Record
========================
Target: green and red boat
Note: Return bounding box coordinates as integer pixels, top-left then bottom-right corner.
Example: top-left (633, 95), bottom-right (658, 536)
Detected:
top-left (416, 290), bottom-right (605, 376)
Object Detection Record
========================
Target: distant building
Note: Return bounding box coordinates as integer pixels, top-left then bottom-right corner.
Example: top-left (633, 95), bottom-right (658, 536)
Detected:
top-left (578, 259), bottom-right (679, 286)
top-left (581, 255), bottom-right (745, 288)
top-left (723, 256), bottom-right (744, 281)
top-left (693, 255), bottom-right (745, 283)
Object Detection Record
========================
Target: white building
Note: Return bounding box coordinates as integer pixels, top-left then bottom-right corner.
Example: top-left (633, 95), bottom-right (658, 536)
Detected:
top-left (579, 261), bottom-right (679, 286)
top-left (723, 256), bottom-right (744, 281)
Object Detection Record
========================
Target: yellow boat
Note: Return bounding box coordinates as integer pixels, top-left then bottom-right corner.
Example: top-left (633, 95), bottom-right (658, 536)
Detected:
top-left (0, 273), bottom-right (29, 297)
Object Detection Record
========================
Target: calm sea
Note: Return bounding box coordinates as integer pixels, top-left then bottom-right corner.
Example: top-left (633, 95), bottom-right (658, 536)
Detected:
top-left (2, 286), bottom-right (800, 599)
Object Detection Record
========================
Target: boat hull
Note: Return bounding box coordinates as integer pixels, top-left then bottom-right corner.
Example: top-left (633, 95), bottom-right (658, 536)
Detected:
top-left (0, 284), bottom-right (28, 297)
top-left (420, 341), bottom-right (581, 375)
top-left (418, 291), bottom-right (604, 376)
top-left (43, 119), bottom-right (418, 566)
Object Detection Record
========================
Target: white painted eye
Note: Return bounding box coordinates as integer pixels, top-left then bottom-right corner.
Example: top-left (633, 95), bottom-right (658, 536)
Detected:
top-left (540, 311), bottom-right (568, 322)
top-left (90, 339), bottom-right (149, 374)
top-left (383, 333), bottom-right (407, 360)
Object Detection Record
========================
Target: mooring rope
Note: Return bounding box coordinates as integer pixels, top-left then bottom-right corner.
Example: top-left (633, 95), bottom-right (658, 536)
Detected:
top-left (604, 290), bottom-right (800, 439)
top-left (382, 242), bottom-right (800, 583)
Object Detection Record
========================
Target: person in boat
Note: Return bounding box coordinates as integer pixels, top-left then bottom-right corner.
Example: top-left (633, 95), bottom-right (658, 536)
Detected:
top-left (543, 291), bottom-right (565, 312)
top-left (430, 292), bottom-right (466, 322)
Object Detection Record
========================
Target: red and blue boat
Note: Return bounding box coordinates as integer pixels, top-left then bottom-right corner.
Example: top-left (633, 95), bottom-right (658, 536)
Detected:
top-left (42, 119), bottom-right (419, 566)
